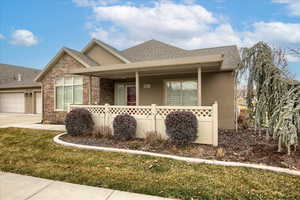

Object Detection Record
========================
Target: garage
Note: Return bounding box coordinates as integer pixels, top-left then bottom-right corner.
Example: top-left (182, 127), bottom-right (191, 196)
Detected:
top-left (0, 93), bottom-right (25, 113)
top-left (35, 92), bottom-right (42, 114)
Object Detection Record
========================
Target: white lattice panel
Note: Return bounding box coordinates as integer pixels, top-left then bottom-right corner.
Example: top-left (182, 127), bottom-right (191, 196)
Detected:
top-left (69, 105), bottom-right (105, 115)
top-left (156, 107), bottom-right (212, 118)
top-left (87, 107), bottom-right (105, 114)
top-left (109, 106), bottom-right (152, 116)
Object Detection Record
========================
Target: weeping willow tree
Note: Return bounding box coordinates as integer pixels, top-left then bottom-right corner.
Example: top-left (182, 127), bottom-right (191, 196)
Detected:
top-left (236, 42), bottom-right (300, 155)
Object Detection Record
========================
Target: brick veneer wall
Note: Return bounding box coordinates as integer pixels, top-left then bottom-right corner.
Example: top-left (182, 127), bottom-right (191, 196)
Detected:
top-left (41, 53), bottom-right (100, 124)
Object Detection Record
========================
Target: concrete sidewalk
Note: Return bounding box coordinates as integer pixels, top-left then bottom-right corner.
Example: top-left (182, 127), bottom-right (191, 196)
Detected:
top-left (0, 123), bottom-right (66, 131)
top-left (0, 172), bottom-right (174, 200)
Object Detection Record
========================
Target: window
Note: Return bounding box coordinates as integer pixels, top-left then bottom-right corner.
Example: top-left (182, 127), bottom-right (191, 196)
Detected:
top-left (55, 76), bottom-right (83, 111)
top-left (165, 80), bottom-right (198, 106)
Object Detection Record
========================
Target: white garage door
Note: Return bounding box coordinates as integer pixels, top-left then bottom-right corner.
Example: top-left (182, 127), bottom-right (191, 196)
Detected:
top-left (35, 92), bottom-right (42, 114)
top-left (0, 93), bottom-right (25, 113)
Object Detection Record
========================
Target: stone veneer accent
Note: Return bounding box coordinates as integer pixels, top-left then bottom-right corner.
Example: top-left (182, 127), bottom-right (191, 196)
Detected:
top-left (41, 53), bottom-right (100, 124)
top-left (99, 78), bottom-right (114, 105)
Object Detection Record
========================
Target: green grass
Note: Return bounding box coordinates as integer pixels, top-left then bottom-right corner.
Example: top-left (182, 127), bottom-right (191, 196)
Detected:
top-left (0, 128), bottom-right (299, 200)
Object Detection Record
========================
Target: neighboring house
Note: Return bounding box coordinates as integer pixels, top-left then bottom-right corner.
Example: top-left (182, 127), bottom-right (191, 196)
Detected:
top-left (35, 39), bottom-right (240, 129)
top-left (0, 63), bottom-right (42, 113)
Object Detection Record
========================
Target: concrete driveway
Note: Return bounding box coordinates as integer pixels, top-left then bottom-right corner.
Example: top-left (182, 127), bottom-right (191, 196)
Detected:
top-left (0, 113), bottom-right (41, 127)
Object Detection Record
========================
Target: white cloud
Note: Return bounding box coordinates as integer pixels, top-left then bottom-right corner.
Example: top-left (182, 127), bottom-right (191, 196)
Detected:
top-left (0, 33), bottom-right (5, 40)
top-left (76, 0), bottom-right (300, 51)
top-left (10, 29), bottom-right (38, 46)
top-left (243, 22), bottom-right (300, 47)
top-left (272, 0), bottom-right (300, 16)
top-left (88, 1), bottom-right (235, 49)
top-left (174, 24), bottom-right (242, 49)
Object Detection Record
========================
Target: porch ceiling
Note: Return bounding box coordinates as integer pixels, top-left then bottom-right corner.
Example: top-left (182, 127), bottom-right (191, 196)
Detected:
top-left (66, 54), bottom-right (224, 78)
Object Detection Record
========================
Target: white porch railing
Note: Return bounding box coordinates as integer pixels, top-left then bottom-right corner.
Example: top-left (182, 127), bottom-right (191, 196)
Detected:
top-left (69, 102), bottom-right (218, 146)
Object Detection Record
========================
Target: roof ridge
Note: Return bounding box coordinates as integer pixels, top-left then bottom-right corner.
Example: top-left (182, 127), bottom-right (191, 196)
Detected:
top-left (121, 39), bottom-right (186, 52)
top-left (189, 45), bottom-right (238, 51)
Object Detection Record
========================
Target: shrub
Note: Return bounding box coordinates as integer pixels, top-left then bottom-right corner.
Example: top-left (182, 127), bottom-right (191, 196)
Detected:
top-left (165, 111), bottom-right (198, 145)
top-left (65, 108), bottom-right (94, 136)
top-left (113, 114), bottom-right (136, 141)
top-left (92, 126), bottom-right (113, 139)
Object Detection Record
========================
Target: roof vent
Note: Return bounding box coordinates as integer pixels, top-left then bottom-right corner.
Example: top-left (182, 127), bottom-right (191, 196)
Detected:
top-left (17, 73), bottom-right (22, 82)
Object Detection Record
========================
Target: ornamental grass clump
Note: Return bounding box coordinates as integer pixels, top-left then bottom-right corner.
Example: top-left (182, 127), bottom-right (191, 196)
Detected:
top-left (65, 108), bottom-right (94, 136)
top-left (92, 126), bottom-right (113, 139)
top-left (113, 114), bottom-right (137, 141)
top-left (165, 111), bottom-right (198, 145)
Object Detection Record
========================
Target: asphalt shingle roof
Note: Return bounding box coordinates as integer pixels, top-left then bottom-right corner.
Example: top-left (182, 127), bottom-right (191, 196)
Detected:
top-left (0, 63), bottom-right (41, 88)
top-left (120, 40), bottom-right (187, 62)
top-left (120, 39), bottom-right (240, 70)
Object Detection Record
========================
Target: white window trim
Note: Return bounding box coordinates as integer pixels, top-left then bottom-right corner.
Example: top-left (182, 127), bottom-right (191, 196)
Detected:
top-left (163, 78), bottom-right (198, 106)
top-left (54, 76), bottom-right (83, 111)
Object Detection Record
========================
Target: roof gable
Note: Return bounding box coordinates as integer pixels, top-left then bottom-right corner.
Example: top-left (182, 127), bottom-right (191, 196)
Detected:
top-left (35, 48), bottom-right (97, 82)
top-left (82, 39), bottom-right (131, 64)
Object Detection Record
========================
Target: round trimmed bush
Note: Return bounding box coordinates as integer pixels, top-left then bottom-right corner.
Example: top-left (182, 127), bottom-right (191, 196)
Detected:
top-left (165, 111), bottom-right (198, 144)
top-left (113, 114), bottom-right (136, 141)
top-left (65, 108), bottom-right (94, 136)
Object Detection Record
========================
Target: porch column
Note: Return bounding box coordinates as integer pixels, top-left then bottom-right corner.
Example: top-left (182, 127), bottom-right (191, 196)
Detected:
top-left (198, 67), bottom-right (202, 106)
top-left (135, 71), bottom-right (140, 106)
top-left (88, 75), bottom-right (92, 105)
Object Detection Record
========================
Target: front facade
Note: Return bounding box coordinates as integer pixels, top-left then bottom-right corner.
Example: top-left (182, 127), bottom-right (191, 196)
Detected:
top-left (36, 39), bottom-right (240, 129)
top-left (0, 64), bottom-right (42, 114)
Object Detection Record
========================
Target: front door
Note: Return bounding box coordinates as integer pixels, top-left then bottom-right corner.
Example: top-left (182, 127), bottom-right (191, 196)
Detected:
top-left (115, 83), bottom-right (136, 106)
top-left (126, 86), bottom-right (136, 106)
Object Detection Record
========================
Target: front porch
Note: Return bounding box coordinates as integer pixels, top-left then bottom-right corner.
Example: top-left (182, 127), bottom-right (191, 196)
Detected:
top-left (78, 54), bottom-right (224, 107)
top-left (94, 72), bottom-right (203, 107)
top-left (68, 54), bottom-right (235, 129)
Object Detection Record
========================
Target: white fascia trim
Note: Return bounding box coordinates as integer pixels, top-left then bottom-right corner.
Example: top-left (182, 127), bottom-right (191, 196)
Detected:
top-left (54, 133), bottom-right (300, 177)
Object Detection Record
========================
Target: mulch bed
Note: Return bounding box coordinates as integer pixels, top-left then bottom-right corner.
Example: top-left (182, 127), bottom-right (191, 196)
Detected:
top-left (60, 129), bottom-right (300, 170)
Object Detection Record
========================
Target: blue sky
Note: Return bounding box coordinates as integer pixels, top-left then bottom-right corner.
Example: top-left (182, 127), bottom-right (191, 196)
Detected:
top-left (0, 0), bottom-right (299, 79)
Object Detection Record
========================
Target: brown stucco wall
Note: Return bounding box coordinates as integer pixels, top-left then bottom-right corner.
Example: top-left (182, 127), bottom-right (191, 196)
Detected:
top-left (85, 45), bottom-right (124, 65)
top-left (40, 53), bottom-right (100, 123)
top-left (137, 72), bottom-right (235, 129)
top-left (202, 71), bottom-right (235, 129)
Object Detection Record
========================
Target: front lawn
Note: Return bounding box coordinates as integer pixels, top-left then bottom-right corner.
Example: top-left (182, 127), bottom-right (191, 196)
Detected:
top-left (0, 128), bottom-right (299, 200)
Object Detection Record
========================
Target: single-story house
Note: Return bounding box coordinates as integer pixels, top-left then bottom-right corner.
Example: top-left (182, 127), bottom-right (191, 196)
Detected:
top-left (35, 39), bottom-right (240, 129)
top-left (0, 63), bottom-right (42, 113)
